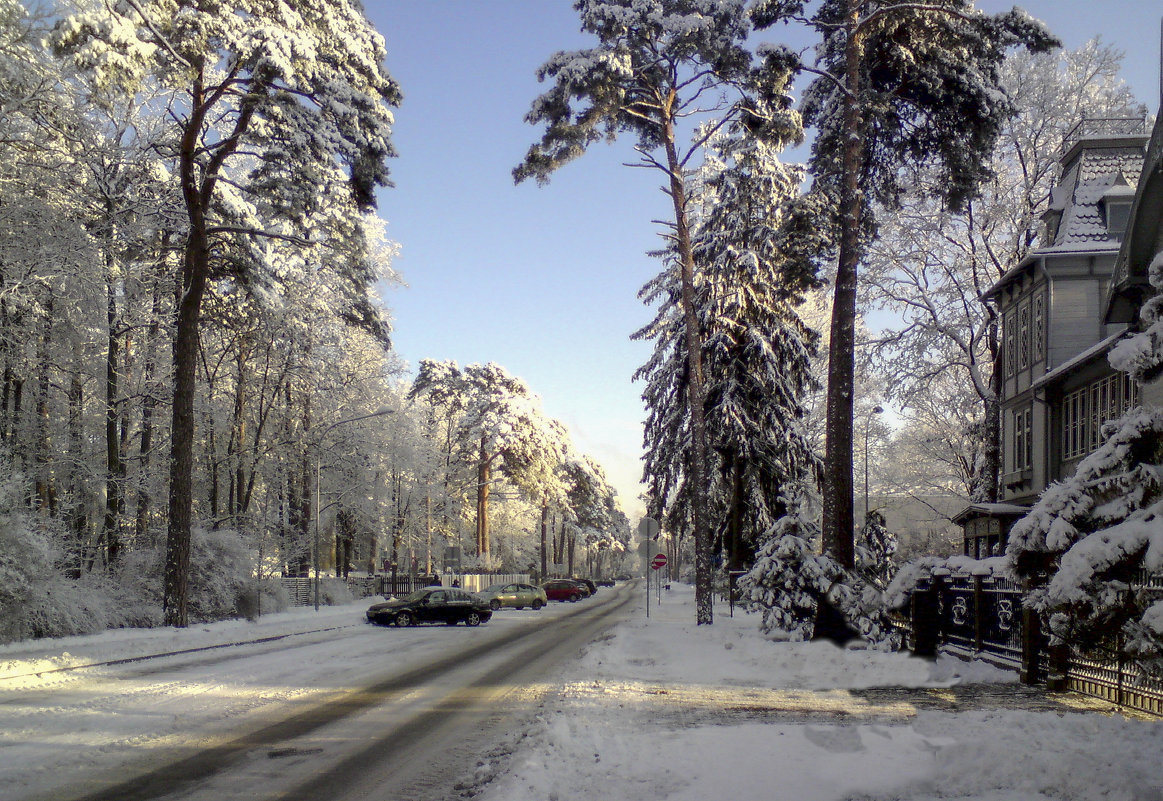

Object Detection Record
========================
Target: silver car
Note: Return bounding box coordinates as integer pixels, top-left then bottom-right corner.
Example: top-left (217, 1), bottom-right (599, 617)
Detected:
top-left (475, 582), bottom-right (548, 611)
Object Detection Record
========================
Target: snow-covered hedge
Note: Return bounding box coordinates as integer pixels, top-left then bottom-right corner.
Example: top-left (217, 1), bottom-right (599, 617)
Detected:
top-left (0, 465), bottom-right (284, 643)
top-left (881, 554), bottom-right (1009, 610)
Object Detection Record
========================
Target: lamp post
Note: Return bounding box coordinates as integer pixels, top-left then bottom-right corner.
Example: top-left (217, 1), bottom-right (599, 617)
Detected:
top-left (863, 405), bottom-right (884, 525)
top-left (314, 406), bottom-right (394, 611)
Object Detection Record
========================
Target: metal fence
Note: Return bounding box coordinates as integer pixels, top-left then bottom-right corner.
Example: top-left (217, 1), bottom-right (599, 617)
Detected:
top-left (899, 571), bottom-right (1163, 717)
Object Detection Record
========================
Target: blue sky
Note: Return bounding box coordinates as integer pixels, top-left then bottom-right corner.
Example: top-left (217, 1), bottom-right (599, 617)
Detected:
top-left (365, 1), bottom-right (1163, 519)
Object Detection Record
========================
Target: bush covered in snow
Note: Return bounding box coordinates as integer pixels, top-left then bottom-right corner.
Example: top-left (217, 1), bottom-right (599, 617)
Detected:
top-left (1005, 410), bottom-right (1163, 672)
top-left (0, 459), bottom-right (281, 642)
top-left (741, 511), bottom-right (898, 647)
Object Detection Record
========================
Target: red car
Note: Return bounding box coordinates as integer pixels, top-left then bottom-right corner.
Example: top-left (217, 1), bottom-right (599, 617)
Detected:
top-left (543, 579), bottom-right (587, 603)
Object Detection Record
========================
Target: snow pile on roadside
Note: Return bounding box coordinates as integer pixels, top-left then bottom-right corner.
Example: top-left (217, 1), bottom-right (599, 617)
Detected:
top-left (477, 583), bottom-right (1160, 801)
top-left (0, 602), bottom-right (365, 682)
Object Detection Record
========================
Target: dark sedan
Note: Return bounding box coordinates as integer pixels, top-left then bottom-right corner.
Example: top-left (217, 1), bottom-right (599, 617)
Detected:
top-left (366, 587), bottom-right (492, 627)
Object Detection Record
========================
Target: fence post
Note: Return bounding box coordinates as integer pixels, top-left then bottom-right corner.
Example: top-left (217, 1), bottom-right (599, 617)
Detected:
top-left (972, 575), bottom-right (984, 653)
top-left (910, 586), bottom-right (940, 657)
top-left (1020, 602), bottom-right (1041, 684)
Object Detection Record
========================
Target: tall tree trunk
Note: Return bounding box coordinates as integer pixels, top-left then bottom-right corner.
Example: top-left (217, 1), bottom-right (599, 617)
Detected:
top-left (540, 500), bottom-right (549, 579)
top-left (476, 437), bottom-right (491, 556)
top-left (662, 116), bottom-right (713, 624)
top-left (104, 248), bottom-right (124, 564)
top-left (34, 293), bottom-right (55, 517)
top-left (67, 342), bottom-right (87, 577)
top-left (821, 0), bottom-right (865, 572)
top-left (567, 528), bottom-right (575, 576)
top-left (228, 341), bottom-right (248, 522)
top-left (727, 456), bottom-right (744, 571)
top-left (135, 262), bottom-right (165, 545)
top-left (976, 320), bottom-right (1004, 503)
top-left (0, 297), bottom-right (10, 444)
top-left (164, 62), bottom-right (258, 626)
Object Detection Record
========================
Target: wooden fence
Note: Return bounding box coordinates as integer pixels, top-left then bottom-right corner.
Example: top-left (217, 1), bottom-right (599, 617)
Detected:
top-left (896, 571), bottom-right (1163, 717)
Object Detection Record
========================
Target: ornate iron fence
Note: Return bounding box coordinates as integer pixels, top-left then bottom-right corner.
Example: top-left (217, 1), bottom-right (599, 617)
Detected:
top-left (900, 570), bottom-right (1163, 716)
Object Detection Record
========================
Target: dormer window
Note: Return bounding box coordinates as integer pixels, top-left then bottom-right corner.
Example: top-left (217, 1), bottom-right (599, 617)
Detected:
top-left (1101, 171), bottom-right (1135, 239)
top-left (1105, 199), bottom-right (1132, 236)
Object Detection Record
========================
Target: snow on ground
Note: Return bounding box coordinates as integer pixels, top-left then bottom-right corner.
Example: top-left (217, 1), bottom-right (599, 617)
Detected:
top-left (1, 583), bottom-right (1160, 801)
top-left (475, 583), bottom-right (1162, 801)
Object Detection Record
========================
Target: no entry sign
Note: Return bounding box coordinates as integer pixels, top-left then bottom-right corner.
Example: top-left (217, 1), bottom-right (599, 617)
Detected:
top-left (650, 553), bottom-right (668, 571)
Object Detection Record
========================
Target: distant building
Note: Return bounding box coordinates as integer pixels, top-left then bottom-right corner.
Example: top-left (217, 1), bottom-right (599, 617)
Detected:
top-left (961, 116), bottom-right (1163, 556)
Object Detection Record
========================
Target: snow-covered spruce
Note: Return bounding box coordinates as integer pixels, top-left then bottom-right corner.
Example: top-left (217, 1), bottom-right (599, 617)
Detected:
top-left (742, 512), bottom-right (898, 647)
top-left (1005, 408), bottom-right (1163, 672)
top-left (636, 123), bottom-right (820, 575)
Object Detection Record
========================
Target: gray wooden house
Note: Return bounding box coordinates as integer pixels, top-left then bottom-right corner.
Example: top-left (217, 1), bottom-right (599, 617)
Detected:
top-left (962, 115), bottom-right (1163, 557)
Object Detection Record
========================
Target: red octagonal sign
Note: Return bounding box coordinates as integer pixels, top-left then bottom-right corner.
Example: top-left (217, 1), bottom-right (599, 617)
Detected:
top-left (650, 553), bottom-right (668, 571)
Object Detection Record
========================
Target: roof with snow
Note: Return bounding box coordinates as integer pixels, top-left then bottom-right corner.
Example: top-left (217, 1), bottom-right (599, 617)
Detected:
top-left (1107, 112), bottom-right (1163, 324)
top-left (952, 502), bottom-right (1029, 525)
top-left (1044, 120), bottom-right (1147, 249)
top-left (984, 118), bottom-right (1149, 300)
top-left (1030, 329), bottom-right (1129, 391)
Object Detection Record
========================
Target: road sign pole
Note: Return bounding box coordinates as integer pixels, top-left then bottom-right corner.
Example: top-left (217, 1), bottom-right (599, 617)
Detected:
top-left (641, 555), bottom-right (651, 618)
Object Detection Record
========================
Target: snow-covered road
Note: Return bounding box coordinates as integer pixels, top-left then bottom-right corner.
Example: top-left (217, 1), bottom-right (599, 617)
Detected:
top-left (0, 584), bottom-right (637, 801)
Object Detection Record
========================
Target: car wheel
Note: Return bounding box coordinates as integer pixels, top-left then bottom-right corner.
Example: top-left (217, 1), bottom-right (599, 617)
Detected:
top-left (532, 599), bottom-right (544, 610)
top-left (394, 612), bottom-right (413, 627)
top-left (490, 599), bottom-right (501, 611)
top-left (569, 593), bottom-right (579, 603)
top-left (465, 611), bottom-right (482, 627)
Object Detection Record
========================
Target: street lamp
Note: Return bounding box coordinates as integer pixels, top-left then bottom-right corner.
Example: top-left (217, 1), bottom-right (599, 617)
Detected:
top-left (863, 405), bottom-right (884, 525)
top-left (314, 406), bottom-right (395, 611)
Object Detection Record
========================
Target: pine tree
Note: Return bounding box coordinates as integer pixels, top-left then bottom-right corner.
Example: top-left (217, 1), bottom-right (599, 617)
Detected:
top-left (409, 361), bottom-right (569, 557)
top-left (749, 0), bottom-right (1056, 572)
top-left (636, 120), bottom-right (821, 574)
top-left (516, 0), bottom-right (798, 624)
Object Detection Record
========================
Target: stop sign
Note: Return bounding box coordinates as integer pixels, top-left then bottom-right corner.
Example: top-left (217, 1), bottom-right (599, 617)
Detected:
top-left (650, 553), bottom-right (668, 571)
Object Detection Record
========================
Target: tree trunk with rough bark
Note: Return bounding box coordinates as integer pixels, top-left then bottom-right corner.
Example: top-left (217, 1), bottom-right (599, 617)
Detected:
top-left (662, 115), bottom-right (713, 625)
top-left (821, 0), bottom-right (865, 573)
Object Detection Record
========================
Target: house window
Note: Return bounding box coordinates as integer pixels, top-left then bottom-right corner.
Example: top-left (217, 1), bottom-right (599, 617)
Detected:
top-left (1018, 304), bottom-right (1030, 370)
top-left (1003, 292), bottom-right (1045, 375)
top-left (1062, 373), bottom-right (1139, 460)
top-left (1032, 294), bottom-right (1045, 364)
top-left (1106, 200), bottom-right (1131, 238)
top-left (1004, 309), bottom-right (1017, 377)
top-left (1012, 406), bottom-right (1032, 472)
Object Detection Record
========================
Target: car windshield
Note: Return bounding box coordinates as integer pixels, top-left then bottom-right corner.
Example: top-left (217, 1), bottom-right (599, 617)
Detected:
top-left (402, 589), bottom-right (433, 603)
top-left (481, 584), bottom-right (504, 594)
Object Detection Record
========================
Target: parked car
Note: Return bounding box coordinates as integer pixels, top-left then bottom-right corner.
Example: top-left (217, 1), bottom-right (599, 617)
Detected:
top-left (543, 579), bottom-right (587, 603)
top-left (596, 578), bottom-right (615, 587)
top-left (366, 587), bottom-right (492, 627)
top-left (476, 583), bottom-right (547, 611)
top-left (572, 578), bottom-right (598, 595)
